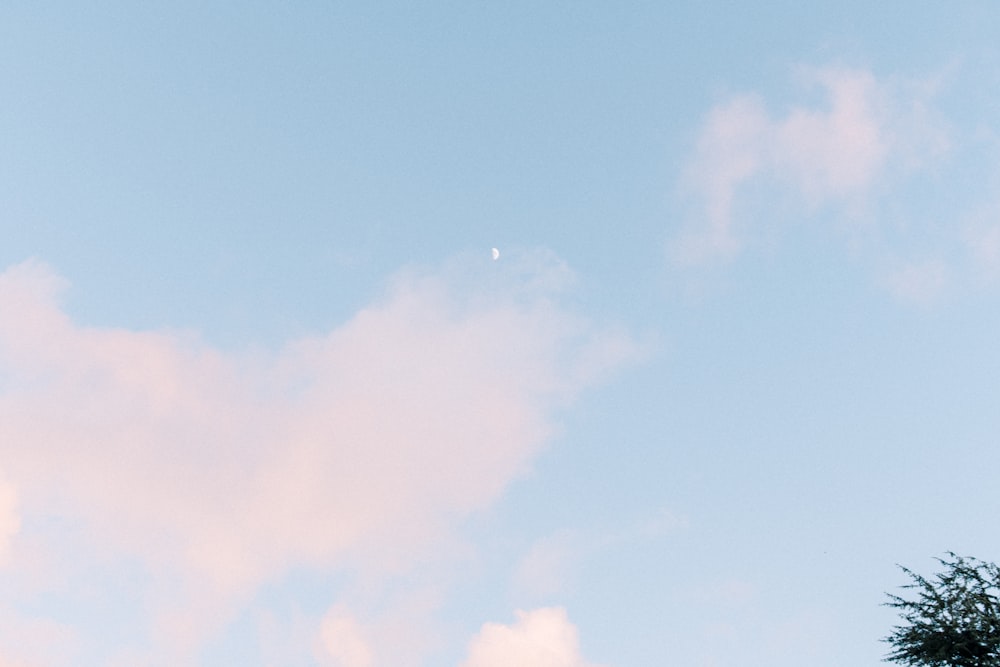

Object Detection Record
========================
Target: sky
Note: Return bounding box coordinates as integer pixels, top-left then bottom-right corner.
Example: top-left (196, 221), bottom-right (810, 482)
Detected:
top-left (1, 2), bottom-right (1000, 666)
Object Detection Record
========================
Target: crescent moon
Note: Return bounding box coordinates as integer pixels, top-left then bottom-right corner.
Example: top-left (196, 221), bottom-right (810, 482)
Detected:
top-left (491, 247), bottom-right (500, 261)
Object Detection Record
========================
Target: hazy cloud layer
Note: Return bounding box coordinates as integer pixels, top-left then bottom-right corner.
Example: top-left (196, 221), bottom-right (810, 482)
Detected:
top-left (0, 254), bottom-right (638, 664)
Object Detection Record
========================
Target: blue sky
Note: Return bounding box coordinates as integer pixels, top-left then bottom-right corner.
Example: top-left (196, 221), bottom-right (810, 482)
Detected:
top-left (2, 3), bottom-right (1000, 666)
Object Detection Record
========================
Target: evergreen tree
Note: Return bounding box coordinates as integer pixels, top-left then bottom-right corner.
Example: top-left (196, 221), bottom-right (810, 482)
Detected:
top-left (884, 553), bottom-right (1000, 667)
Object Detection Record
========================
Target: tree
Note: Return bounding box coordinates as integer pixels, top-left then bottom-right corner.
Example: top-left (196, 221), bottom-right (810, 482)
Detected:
top-left (884, 553), bottom-right (1000, 667)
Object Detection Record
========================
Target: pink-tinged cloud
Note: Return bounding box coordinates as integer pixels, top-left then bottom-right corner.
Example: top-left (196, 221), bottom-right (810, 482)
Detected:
top-left (460, 607), bottom-right (605, 667)
top-left (0, 254), bottom-right (640, 662)
top-left (319, 606), bottom-right (374, 667)
top-left (772, 68), bottom-right (888, 199)
top-left (0, 478), bottom-right (18, 566)
top-left (0, 656), bottom-right (34, 667)
top-left (310, 586), bottom-right (444, 667)
top-left (0, 605), bottom-right (77, 667)
top-left (672, 66), bottom-right (949, 265)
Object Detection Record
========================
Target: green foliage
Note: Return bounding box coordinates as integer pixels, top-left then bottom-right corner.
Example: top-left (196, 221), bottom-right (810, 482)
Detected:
top-left (884, 553), bottom-right (1000, 667)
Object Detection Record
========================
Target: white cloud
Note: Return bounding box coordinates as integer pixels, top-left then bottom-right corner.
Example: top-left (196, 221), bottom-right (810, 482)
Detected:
top-left (672, 65), bottom-right (949, 266)
top-left (0, 254), bottom-right (639, 661)
top-left (460, 607), bottom-right (604, 667)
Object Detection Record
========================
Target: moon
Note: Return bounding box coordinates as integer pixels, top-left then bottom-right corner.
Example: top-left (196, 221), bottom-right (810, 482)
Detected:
top-left (491, 247), bottom-right (500, 261)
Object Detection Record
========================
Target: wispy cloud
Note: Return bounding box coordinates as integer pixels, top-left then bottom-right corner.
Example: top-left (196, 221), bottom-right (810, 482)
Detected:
top-left (511, 531), bottom-right (580, 601)
top-left (962, 203), bottom-right (1000, 282)
top-left (882, 257), bottom-right (949, 305)
top-left (510, 507), bottom-right (687, 604)
top-left (0, 253), bottom-right (640, 663)
top-left (671, 65), bottom-right (950, 267)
